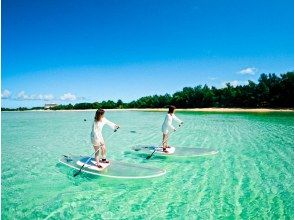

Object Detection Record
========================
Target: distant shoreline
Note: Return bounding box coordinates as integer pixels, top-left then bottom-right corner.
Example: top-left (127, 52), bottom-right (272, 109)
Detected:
top-left (2, 108), bottom-right (293, 113)
top-left (132, 108), bottom-right (294, 113)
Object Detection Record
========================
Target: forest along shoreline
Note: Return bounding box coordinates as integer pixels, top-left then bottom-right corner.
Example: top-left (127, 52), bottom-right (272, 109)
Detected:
top-left (2, 72), bottom-right (294, 112)
top-left (2, 108), bottom-right (293, 113)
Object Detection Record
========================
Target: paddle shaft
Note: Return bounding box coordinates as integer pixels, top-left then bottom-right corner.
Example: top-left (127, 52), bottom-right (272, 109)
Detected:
top-left (146, 124), bottom-right (182, 159)
top-left (74, 131), bottom-right (117, 177)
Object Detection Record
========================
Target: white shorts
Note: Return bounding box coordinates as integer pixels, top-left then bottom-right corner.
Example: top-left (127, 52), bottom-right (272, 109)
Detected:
top-left (92, 141), bottom-right (105, 147)
top-left (91, 134), bottom-right (105, 147)
top-left (161, 126), bottom-right (169, 135)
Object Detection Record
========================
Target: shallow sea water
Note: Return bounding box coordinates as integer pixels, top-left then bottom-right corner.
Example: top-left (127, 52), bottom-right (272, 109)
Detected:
top-left (1, 111), bottom-right (294, 219)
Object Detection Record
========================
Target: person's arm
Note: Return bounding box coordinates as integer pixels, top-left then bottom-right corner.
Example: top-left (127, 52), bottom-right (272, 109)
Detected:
top-left (104, 118), bottom-right (118, 130)
top-left (172, 114), bottom-right (183, 124)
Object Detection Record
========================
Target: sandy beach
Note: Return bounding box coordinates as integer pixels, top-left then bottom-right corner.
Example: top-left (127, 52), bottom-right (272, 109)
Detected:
top-left (9, 108), bottom-right (292, 113)
top-left (133, 108), bottom-right (294, 113)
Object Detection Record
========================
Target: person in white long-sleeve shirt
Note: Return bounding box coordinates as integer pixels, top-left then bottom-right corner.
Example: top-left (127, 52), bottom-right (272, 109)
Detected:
top-left (91, 109), bottom-right (119, 168)
top-left (161, 105), bottom-right (183, 152)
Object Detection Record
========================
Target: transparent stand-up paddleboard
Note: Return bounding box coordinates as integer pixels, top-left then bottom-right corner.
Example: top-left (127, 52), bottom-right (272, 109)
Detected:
top-left (131, 145), bottom-right (218, 157)
top-left (59, 155), bottom-right (166, 179)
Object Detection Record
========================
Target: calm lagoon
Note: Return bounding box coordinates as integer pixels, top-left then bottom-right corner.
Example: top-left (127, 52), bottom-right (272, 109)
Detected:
top-left (1, 111), bottom-right (293, 219)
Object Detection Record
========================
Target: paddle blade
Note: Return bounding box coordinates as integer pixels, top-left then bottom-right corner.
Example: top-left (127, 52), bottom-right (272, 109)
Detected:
top-left (73, 164), bottom-right (85, 177)
top-left (146, 152), bottom-right (155, 159)
top-left (73, 170), bottom-right (81, 177)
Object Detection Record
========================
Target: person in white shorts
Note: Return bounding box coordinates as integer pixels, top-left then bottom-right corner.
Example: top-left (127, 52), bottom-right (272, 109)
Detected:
top-left (91, 109), bottom-right (119, 168)
top-left (161, 105), bottom-right (183, 152)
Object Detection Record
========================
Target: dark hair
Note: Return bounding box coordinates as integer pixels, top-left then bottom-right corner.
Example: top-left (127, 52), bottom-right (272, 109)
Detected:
top-left (168, 105), bottom-right (176, 114)
top-left (95, 109), bottom-right (105, 121)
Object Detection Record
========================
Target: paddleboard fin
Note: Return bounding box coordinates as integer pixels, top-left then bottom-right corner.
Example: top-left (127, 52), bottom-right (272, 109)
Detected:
top-left (63, 155), bottom-right (73, 162)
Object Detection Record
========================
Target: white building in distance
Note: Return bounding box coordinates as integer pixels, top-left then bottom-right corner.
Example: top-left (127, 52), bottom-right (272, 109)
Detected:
top-left (44, 104), bottom-right (58, 109)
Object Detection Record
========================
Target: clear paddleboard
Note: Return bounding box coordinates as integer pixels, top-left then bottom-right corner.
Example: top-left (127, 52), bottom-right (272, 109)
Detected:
top-left (131, 145), bottom-right (218, 157)
top-left (59, 155), bottom-right (166, 179)
top-left (76, 159), bottom-right (110, 171)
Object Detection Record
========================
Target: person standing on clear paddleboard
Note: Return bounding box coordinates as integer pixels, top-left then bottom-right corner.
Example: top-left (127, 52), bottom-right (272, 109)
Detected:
top-left (161, 105), bottom-right (183, 152)
top-left (91, 109), bottom-right (119, 168)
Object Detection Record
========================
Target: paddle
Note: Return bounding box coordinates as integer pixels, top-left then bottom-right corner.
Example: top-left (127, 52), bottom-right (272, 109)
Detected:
top-left (146, 124), bottom-right (182, 159)
top-left (73, 128), bottom-right (119, 177)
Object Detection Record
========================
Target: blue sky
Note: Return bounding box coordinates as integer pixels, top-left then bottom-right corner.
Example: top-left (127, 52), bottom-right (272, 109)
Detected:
top-left (2, 0), bottom-right (294, 108)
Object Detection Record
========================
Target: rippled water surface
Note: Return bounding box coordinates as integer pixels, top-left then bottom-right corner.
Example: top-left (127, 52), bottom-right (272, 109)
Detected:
top-left (2, 111), bottom-right (294, 219)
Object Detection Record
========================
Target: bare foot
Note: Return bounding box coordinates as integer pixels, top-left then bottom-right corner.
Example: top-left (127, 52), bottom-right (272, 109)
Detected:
top-left (101, 159), bottom-right (110, 163)
top-left (162, 148), bottom-right (169, 153)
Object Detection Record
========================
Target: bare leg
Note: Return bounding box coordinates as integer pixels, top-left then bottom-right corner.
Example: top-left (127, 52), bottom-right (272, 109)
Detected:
top-left (162, 133), bottom-right (168, 150)
top-left (101, 144), bottom-right (109, 163)
top-left (101, 144), bottom-right (106, 159)
top-left (93, 145), bottom-right (102, 168)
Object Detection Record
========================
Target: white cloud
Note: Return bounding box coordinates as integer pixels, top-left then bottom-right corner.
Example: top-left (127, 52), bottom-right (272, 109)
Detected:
top-left (17, 91), bottom-right (30, 100)
top-left (1, 89), bottom-right (11, 99)
top-left (43, 94), bottom-right (54, 101)
top-left (230, 80), bottom-right (239, 87)
top-left (221, 80), bottom-right (248, 88)
top-left (239, 67), bottom-right (257, 75)
top-left (13, 91), bottom-right (80, 101)
top-left (60, 93), bottom-right (76, 101)
top-left (16, 91), bottom-right (54, 101)
top-left (208, 77), bottom-right (218, 81)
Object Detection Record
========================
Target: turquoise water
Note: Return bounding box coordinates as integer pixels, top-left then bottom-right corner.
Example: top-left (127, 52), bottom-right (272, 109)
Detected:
top-left (1, 111), bottom-right (294, 219)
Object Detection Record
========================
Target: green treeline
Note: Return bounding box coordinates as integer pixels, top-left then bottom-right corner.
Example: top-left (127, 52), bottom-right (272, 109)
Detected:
top-left (52, 72), bottom-right (294, 109)
top-left (2, 72), bottom-right (294, 111)
top-left (1, 107), bottom-right (43, 111)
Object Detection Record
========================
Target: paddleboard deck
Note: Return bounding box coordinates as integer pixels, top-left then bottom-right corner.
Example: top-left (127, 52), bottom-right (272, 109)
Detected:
top-left (59, 155), bottom-right (166, 179)
top-left (149, 146), bottom-right (176, 155)
top-left (132, 145), bottom-right (218, 157)
top-left (76, 159), bottom-right (110, 171)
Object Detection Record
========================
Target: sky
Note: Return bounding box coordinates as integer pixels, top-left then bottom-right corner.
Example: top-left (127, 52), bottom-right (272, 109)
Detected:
top-left (2, 0), bottom-right (294, 108)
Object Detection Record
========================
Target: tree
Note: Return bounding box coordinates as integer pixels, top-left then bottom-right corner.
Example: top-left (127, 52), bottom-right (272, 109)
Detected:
top-left (116, 99), bottom-right (123, 108)
top-left (2, 72), bottom-right (293, 111)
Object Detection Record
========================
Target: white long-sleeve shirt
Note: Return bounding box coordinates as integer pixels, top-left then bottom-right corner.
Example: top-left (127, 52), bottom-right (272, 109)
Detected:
top-left (161, 113), bottom-right (182, 134)
top-left (91, 117), bottom-right (116, 146)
